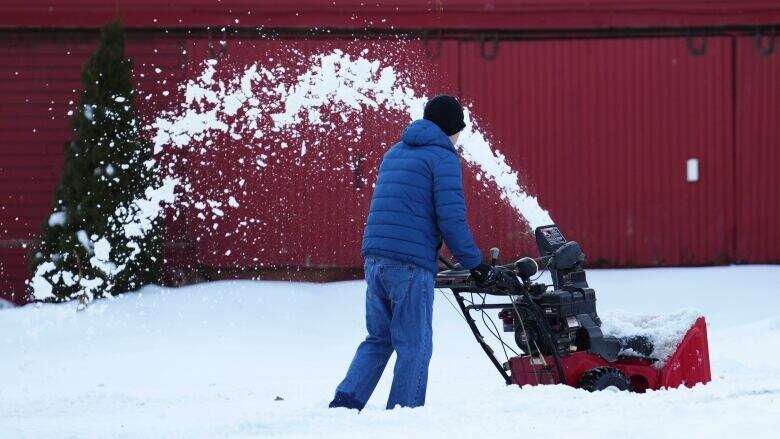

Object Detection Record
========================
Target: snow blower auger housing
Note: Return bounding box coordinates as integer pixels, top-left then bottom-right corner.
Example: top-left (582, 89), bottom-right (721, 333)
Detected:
top-left (435, 225), bottom-right (711, 392)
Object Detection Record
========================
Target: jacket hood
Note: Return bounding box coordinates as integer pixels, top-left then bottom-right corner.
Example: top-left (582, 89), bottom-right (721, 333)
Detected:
top-left (400, 119), bottom-right (455, 152)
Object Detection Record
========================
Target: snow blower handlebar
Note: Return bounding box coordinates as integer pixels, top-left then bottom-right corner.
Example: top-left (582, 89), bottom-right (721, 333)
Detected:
top-left (435, 254), bottom-right (551, 292)
top-left (435, 228), bottom-right (582, 385)
top-left (435, 254), bottom-right (516, 385)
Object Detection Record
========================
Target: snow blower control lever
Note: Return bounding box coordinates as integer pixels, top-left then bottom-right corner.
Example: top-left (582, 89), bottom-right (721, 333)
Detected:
top-left (435, 224), bottom-right (711, 392)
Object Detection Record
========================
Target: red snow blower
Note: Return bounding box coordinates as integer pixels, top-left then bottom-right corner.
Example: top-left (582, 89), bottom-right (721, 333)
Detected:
top-left (435, 225), bottom-right (711, 392)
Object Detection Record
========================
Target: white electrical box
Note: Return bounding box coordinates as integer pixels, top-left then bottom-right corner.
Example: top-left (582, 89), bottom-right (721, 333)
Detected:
top-left (687, 158), bottom-right (699, 182)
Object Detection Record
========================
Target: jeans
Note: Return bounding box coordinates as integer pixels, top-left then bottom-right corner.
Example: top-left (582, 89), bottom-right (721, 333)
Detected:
top-left (331, 256), bottom-right (435, 410)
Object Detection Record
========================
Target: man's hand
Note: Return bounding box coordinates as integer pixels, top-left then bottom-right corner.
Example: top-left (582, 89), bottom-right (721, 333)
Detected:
top-left (470, 263), bottom-right (498, 287)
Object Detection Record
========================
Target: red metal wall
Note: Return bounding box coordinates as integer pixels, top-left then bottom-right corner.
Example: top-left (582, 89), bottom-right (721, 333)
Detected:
top-left (168, 38), bottom-right (471, 272)
top-left (736, 34), bottom-right (780, 263)
top-left (2, 28), bottom-right (779, 304)
top-left (168, 33), bottom-right (749, 271)
top-left (459, 37), bottom-right (735, 266)
top-left (3, 1), bottom-right (780, 31)
top-left (0, 33), bottom-right (87, 304)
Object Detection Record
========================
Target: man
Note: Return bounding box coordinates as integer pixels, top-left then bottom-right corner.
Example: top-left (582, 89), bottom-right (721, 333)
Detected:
top-left (329, 95), bottom-right (496, 410)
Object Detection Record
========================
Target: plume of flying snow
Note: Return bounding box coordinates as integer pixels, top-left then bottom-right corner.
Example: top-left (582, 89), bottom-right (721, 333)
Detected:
top-left (150, 49), bottom-right (552, 229)
top-left (30, 47), bottom-right (553, 302)
top-left (456, 110), bottom-right (553, 229)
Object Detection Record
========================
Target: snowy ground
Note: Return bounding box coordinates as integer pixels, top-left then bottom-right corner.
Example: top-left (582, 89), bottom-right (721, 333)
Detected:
top-left (1, 265), bottom-right (779, 438)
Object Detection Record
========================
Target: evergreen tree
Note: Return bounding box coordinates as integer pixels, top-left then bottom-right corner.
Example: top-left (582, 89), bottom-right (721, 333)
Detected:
top-left (29, 18), bottom-right (163, 302)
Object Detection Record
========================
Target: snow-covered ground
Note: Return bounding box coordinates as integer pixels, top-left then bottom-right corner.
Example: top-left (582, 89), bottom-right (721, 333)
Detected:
top-left (1, 265), bottom-right (779, 438)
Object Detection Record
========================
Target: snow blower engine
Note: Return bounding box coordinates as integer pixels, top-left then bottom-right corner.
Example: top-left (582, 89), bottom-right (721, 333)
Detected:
top-left (436, 225), bottom-right (711, 392)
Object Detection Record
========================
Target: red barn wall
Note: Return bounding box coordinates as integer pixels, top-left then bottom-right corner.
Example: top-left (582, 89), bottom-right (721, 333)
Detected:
top-left (735, 34), bottom-right (780, 263)
top-left (1, 2), bottom-right (779, 303)
top-left (460, 37), bottom-right (736, 266)
top-left (3, 1), bottom-right (780, 30)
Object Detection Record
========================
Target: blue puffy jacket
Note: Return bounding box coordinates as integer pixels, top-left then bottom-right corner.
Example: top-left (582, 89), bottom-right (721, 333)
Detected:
top-left (361, 119), bottom-right (483, 273)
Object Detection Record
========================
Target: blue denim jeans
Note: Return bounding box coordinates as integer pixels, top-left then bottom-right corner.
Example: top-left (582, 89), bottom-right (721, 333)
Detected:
top-left (331, 256), bottom-right (435, 410)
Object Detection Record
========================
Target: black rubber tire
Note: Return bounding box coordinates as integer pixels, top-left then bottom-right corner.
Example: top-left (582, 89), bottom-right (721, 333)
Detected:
top-left (578, 367), bottom-right (631, 392)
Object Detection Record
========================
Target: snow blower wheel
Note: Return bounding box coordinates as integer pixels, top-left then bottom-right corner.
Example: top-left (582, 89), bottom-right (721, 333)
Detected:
top-left (579, 367), bottom-right (631, 392)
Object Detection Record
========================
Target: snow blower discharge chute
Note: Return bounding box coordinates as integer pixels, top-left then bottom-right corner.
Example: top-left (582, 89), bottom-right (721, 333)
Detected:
top-left (435, 225), bottom-right (711, 392)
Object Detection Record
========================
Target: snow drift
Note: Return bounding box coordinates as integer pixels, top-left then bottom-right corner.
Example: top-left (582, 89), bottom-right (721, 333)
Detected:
top-left (3, 265), bottom-right (780, 438)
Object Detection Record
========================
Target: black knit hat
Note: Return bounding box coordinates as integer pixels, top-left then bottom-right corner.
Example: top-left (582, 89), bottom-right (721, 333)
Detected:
top-left (423, 95), bottom-right (466, 136)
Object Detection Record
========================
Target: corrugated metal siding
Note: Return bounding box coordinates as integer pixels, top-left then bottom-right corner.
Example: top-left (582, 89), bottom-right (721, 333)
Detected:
top-left (0, 33), bottom-right (86, 303)
top-left (0, 31), bottom-right (185, 303)
top-left (3, 1), bottom-right (780, 31)
top-left (171, 37), bottom-right (463, 271)
top-left (735, 35), bottom-right (780, 263)
top-left (2, 30), bottom-right (777, 303)
top-left (167, 34), bottom-right (740, 270)
top-left (459, 37), bottom-right (734, 266)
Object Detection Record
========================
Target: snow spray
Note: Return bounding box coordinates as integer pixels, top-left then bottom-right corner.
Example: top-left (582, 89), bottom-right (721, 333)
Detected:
top-left (151, 48), bottom-right (553, 228)
top-left (30, 46), bottom-right (553, 301)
